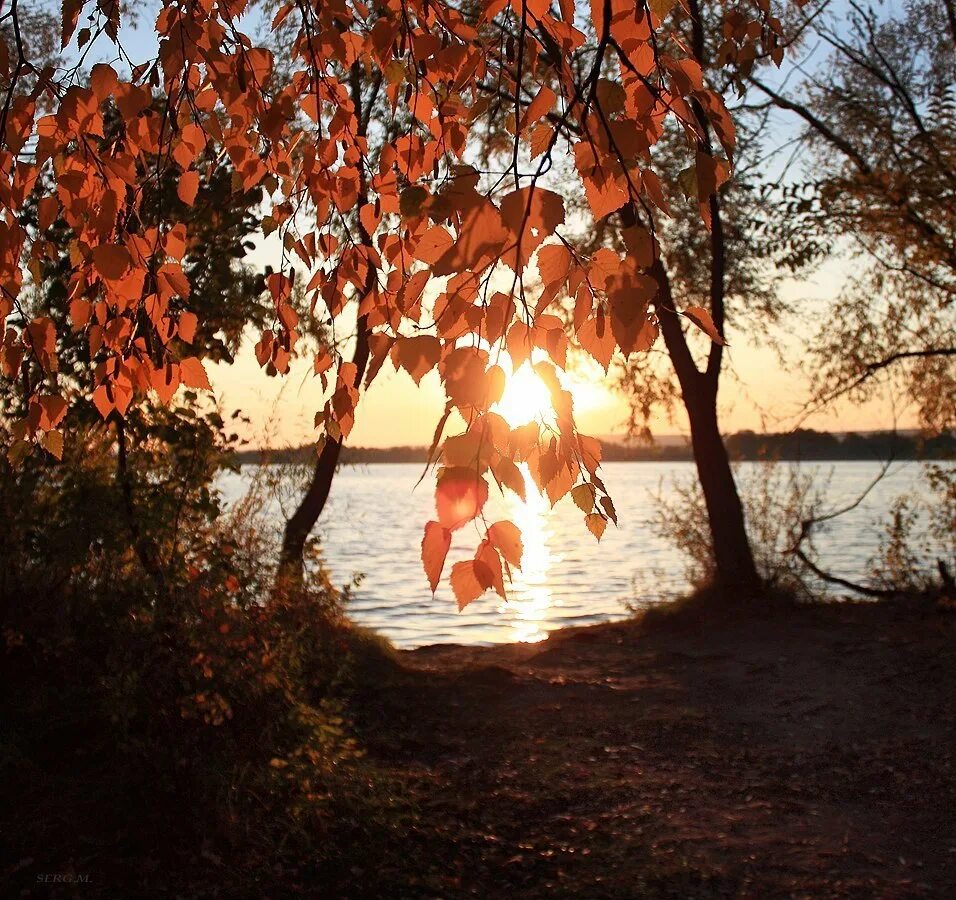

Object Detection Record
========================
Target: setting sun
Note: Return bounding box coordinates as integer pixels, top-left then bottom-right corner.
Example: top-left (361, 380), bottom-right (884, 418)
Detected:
top-left (493, 364), bottom-right (557, 428)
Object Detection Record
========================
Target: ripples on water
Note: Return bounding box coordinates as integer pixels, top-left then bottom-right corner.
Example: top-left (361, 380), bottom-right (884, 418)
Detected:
top-left (217, 461), bottom-right (949, 648)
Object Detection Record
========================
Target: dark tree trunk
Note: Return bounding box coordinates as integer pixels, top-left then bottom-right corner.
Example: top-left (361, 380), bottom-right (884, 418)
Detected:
top-left (275, 62), bottom-right (381, 584)
top-left (650, 259), bottom-right (761, 595)
top-left (616, 2), bottom-right (762, 597)
top-left (684, 383), bottom-right (762, 593)
top-left (276, 321), bottom-right (370, 580)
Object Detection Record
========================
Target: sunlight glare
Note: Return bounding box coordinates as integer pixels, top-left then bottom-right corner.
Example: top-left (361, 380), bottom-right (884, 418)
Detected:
top-left (494, 363), bottom-right (556, 428)
top-left (499, 466), bottom-right (560, 644)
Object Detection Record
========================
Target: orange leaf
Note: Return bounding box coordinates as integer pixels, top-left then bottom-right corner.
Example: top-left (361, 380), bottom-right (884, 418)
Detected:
top-left (435, 467), bottom-right (488, 531)
top-left (177, 170), bottom-right (200, 206)
top-left (90, 64), bottom-right (118, 101)
top-left (421, 521), bottom-right (451, 594)
top-left (585, 513), bottom-right (607, 541)
top-left (475, 540), bottom-right (505, 598)
top-left (683, 306), bottom-right (725, 345)
top-left (414, 225), bottom-right (454, 264)
top-left (41, 429), bottom-right (64, 460)
top-left (38, 196), bottom-right (59, 232)
top-left (450, 558), bottom-right (493, 611)
top-left (577, 314), bottom-right (616, 371)
top-left (394, 334), bottom-right (441, 385)
top-left (487, 521), bottom-right (523, 569)
top-left (536, 243), bottom-right (571, 287)
top-left (521, 85), bottom-right (556, 132)
top-left (180, 357), bottom-right (212, 391)
top-left (92, 245), bottom-right (131, 281)
top-left (61, 0), bottom-right (83, 48)
top-left (69, 298), bottom-right (91, 328)
top-left (92, 385), bottom-right (113, 419)
top-left (178, 311), bottom-right (198, 343)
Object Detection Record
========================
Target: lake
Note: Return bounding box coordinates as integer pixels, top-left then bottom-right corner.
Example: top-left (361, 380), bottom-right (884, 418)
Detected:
top-left (217, 461), bottom-right (950, 648)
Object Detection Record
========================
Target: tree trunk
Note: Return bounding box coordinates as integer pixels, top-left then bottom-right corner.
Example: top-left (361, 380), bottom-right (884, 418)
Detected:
top-left (276, 321), bottom-right (370, 580)
top-left (684, 385), bottom-right (762, 594)
top-left (275, 62), bottom-right (380, 584)
top-left (649, 255), bottom-right (762, 595)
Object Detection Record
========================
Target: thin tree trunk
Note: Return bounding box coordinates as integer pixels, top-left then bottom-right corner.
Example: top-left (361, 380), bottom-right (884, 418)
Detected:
top-left (621, 170), bottom-right (760, 594)
top-left (276, 321), bottom-right (370, 578)
top-left (650, 257), bottom-right (761, 595)
top-left (276, 62), bottom-right (380, 583)
top-left (618, 1), bottom-right (761, 596)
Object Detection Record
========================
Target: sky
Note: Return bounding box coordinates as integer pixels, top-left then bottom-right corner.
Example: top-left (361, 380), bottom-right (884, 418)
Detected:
top-left (70, 1), bottom-right (919, 448)
top-left (206, 260), bottom-right (915, 450)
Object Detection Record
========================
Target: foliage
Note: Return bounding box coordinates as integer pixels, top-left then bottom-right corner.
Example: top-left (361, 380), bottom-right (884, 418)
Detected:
top-left (649, 458), bottom-right (825, 598)
top-left (764, 0), bottom-right (956, 432)
top-left (0, 401), bottom-right (373, 874)
top-left (868, 464), bottom-right (956, 596)
top-left (0, 0), bottom-right (790, 607)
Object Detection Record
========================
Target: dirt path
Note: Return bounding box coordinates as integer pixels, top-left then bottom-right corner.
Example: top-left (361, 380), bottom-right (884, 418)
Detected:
top-left (353, 601), bottom-right (956, 898)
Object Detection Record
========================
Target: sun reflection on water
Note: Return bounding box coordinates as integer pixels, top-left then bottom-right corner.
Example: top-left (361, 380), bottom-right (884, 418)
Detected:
top-left (499, 466), bottom-right (560, 643)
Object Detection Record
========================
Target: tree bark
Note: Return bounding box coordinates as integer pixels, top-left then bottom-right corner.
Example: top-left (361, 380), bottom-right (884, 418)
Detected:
top-left (649, 257), bottom-right (762, 595)
top-left (276, 321), bottom-right (370, 578)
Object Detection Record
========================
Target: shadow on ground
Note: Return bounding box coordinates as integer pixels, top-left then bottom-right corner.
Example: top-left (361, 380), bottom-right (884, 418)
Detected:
top-left (352, 600), bottom-right (956, 898)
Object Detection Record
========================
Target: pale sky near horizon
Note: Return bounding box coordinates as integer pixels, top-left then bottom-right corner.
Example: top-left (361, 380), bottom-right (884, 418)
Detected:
top-left (206, 255), bottom-right (916, 449)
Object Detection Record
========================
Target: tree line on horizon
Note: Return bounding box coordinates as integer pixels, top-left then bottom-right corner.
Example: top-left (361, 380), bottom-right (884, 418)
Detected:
top-left (234, 428), bottom-right (956, 465)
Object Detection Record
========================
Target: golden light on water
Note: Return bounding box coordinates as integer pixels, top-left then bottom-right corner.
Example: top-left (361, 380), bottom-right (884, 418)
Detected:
top-left (487, 358), bottom-right (604, 641)
top-left (499, 466), bottom-right (560, 643)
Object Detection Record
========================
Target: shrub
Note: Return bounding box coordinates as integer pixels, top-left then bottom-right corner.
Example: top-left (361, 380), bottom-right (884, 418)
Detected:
top-left (647, 459), bottom-right (826, 601)
top-left (0, 401), bottom-right (367, 882)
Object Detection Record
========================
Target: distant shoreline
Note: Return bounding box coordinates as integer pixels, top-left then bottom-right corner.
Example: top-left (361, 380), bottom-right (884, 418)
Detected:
top-left (234, 428), bottom-right (955, 466)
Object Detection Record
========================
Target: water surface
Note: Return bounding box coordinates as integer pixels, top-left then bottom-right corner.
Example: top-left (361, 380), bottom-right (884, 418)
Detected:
top-left (218, 461), bottom-right (948, 648)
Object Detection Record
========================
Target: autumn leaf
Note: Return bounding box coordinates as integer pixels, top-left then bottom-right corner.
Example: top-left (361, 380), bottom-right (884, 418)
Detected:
top-left (91, 385), bottom-right (113, 420)
top-left (521, 85), bottom-right (556, 132)
top-left (90, 64), bottom-right (118, 101)
top-left (92, 245), bottom-right (131, 281)
top-left (178, 170), bottom-right (200, 206)
top-left (61, 0), bottom-right (84, 47)
top-left (537, 243), bottom-right (572, 287)
top-left (487, 521), bottom-right (523, 569)
top-left (435, 468), bottom-right (488, 531)
top-left (571, 483), bottom-right (595, 513)
top-left (578, 315), bottom-right (616, 371)
top-left (180, 357), bottom-right (212, 391)
top-left (450, 559), bottom-right (486, 611)
top-left (476, 540), bottom-right (505, 598)
top-left (585, 514), bottom-right (607, 541)
top-left (41, 430), bottom-right (64, 460)
top-left (501, 187), bottom-right (565, 243)
top-left (450, 551), bottom-right (500, 610)
top-left (413, 226), bottom-right (454, 264)
top-left (394, 335), bottom-right (441, 385)
top-left (683, 306), bottom-right (726, 345)
top-left (178, 312), bottom-right (198, 343)
top-left (421, 521), bottom-right (451, 594)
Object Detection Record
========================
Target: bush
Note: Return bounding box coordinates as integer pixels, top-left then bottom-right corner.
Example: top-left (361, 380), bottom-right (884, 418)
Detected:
top-left (0, 402), bottom-right (370, 885)
top-left (648, 460), bottom-right (825, 601)
top-left (868, 463), bottom-right (956, 597)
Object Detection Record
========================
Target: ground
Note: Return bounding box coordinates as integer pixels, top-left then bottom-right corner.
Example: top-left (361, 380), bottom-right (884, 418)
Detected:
top-left (349, 599), bottom-right (956, 898)
top-left (4, 599), bottom-right (955, 897)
